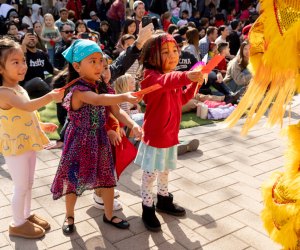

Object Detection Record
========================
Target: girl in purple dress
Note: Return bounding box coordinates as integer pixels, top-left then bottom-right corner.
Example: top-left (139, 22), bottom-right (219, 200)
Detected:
top-left (51, 39), bottom-right (142, 234)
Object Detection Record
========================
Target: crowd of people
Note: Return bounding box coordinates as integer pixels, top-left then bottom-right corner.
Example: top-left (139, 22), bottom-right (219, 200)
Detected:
top-left (0, 0), bottom-right (258, 240)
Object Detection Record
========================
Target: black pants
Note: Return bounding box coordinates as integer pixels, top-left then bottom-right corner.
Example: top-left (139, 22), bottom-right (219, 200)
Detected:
top-left (22, 77), bottom-right (52, 99)
top-left (199, 71), bottom-right (232, 96)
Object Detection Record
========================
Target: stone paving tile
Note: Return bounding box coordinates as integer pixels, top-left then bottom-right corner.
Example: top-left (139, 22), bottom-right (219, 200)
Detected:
top-left (172, 167), bottom-right (207, 184)
top-left (41, 221), bottom-right (96, 249)
top-left (226, 161), bottom-right (264, 177)
top-left (1, 103), bottom-right (298, 249)
top-left (86, 217), bottom-right (134, 244)
top-left (195, 216), bottom-right (245, 241)
top-left (230, 209), bottom-right (267, 236)
top-left (227, 171), bottom-right (263, 189)
top-left (177, 158), bottom-right (210, 173)
top-left (229, 182), bottom-right (262, 202)
top-left (170, 178), bottom-right (208, 197)
top-left (150, 239), bottom-right (187, 250)
top-left (75, 232), bottom-right (116, 250)
top-left (197, 175), bottom-right (238, 193)
top-left (3, 231), bottom-right (47, 249)
top-left (176, 209), bottom-right (211, 230)
top-left (195, 201), bottom-right (242, 223)
top-left (161, 220), bottom-right (207, 249)
top-left (200, 164), bottom-right (237, 180)
top-left (166, 190), bottom-right (208, 212)
top-left (118, 172), bottom-right (141, 193)
top-left (113, 231), bottom-right (171, 250)
top-left (0, 190), bottom-right (10, 207)
top-left (198, 187), bottom-right (240, 205)
top-left (230, 195), bottom-right (263, 215)
top-left (0, 232), bottom-right (9, 248)
top-left (0, 218), bottom-right (12, 233)
top-left (0, 177), bottom-right (13, 195)
top-left (233, 226), bottom-right (281, 250)
top-left (201, 234), bottom-right (249, 250)
top-left (48, 241), bottom-right (82, 250)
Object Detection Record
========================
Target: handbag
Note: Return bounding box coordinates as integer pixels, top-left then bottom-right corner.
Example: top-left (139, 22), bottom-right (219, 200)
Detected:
top-left (115, 136), bottom-right (138, 180)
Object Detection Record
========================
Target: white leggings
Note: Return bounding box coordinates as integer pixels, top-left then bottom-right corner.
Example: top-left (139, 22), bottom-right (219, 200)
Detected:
top-left (141, 170), bottom-right (169, 207)
top-left (5, 151), bottom-right (36, 226)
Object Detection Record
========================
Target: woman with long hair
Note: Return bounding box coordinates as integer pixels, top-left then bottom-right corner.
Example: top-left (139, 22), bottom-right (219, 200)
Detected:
top-left (223, 41), bottom-right (252, 92)
top-left (182, 28), bottom-right (200, 61)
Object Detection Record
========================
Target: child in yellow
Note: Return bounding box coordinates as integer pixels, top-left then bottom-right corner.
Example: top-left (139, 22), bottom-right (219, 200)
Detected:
top-left (0, 37), bottom-right (64, 239)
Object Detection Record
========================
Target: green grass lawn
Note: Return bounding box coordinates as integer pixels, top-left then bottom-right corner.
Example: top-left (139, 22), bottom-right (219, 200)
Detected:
top-left (38, 102), bottom-right (62, 140)
top-left (39, 102), bottom-right (217, 140)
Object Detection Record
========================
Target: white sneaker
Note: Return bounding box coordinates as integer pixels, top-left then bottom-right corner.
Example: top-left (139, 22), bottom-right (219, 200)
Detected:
top-left (114, 189), bottom-right (120, 198)
top-left (93, 193), bottom-right (122, 211)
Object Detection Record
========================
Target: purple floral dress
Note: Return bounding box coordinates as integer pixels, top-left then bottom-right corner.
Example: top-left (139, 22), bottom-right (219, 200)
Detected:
top-left (51, 79), bottom-right (116, 200)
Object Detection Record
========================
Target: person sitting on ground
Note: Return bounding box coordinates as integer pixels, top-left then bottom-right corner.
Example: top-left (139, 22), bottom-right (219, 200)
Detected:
top-left (54, 8), bottom-right (75, 31)
top-left (20, 31), bottom-right (55, 99)
top-left (223, 40), bottom-right (252, 93)
top-left (87, 11), bottom-right (101, 32)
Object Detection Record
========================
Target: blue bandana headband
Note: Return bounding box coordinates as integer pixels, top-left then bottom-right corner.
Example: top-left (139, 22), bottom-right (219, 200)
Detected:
top-left (62, 39), bottom-right (103, 63)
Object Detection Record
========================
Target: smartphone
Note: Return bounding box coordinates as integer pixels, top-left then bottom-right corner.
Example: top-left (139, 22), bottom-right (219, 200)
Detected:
top-left (27, 28), bottom-right (34, 34)
top-left (142, 15), bottom-right (152, 28)
top-left (80, 32), bottom-right (89, 39)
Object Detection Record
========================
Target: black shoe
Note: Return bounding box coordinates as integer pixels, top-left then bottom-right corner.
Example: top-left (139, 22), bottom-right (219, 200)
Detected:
top-left (177, 139), bottom-right (200, 156)
top-left (156, 193), bottom-right (186, 216)
top-left (103, 214), bottom-right (130, 229)
top-left (142, 203), bottom-right (161, 232)
top-left (224, 91), bottom-right (242, 104)
top-left (62, 216), bottom-right (75, 235)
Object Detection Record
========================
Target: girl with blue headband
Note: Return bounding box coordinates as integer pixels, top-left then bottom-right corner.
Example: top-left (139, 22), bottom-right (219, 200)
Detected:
top-left (50, 39), bottom-right (142, 234)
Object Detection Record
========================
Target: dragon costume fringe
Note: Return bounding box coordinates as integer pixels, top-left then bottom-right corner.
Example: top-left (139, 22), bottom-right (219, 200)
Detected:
top-left (225, 1), bottom-right (300, 249)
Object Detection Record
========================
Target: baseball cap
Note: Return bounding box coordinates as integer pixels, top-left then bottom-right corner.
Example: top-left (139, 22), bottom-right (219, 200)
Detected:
top-left (90, 11), bottom-right (97, 17)
top-left (242, 24), bottom-right (252, 39)
top-left (9, 10), bottom-right (18, 18)
top-left (100, 20), bottom-right (109, 26)
top-left (133, 1), bottom-right (144, 10)
top-left (177, 19), bottom-right (188, 27)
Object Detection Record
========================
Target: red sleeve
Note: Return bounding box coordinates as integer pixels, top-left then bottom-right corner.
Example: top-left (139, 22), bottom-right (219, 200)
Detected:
top-left (181, 82), bottom-right (201, 105)
top-left (105, 113), bottom-right (120, 132)
top-left (117, 3), bottom-right (125, 20)
top-left (143, 70), bottom-right (196, 90)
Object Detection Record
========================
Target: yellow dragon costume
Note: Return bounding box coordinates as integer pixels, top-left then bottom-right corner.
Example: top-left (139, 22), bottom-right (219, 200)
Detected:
top-left (225, 0), bottom-right (300, 249)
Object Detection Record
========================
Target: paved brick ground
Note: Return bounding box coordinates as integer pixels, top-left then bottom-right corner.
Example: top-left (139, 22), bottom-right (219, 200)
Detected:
top-left (1, 97), bottom-right (300, 249)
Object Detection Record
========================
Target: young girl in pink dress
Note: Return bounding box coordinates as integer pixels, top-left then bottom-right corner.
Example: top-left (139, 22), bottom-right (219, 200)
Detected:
top-left (51, 39), bottom-right (142, 234)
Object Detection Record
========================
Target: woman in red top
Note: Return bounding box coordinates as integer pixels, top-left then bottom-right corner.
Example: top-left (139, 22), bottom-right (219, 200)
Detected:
top-left (66, 0), bottom-right (82, 20)
top-left (134, 33), bottom-right (203, 232)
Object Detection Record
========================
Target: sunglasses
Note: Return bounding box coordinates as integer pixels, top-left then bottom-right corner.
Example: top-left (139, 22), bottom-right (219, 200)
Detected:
top-left (62, 30), bottom-right (74, 34)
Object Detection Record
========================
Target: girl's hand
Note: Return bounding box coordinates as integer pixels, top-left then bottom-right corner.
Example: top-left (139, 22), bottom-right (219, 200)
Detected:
top-left (119, 127), bottom-right (126, 138)
top-left (107, 130), bottom-right (122, 146)
top-left (122, 92), bottom-right (140, 104)
top-left (216, 72), bottom-right (223, 83)
top-left (50, 89), bottom-right (65, 103)
top-left (187, 70), bottom-right (204, 83)
top-left (131, 123), bottom-right (142, 141)
top-left (40, 122), bottom-right (58, 133)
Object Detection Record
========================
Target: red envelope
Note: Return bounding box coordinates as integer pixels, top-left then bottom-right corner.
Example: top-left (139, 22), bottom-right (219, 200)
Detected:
top-left (133, 84), bottom-right (162, 97)
top-left (201, 55), bottom-right (224, 74)
top-left (115, 136), bottom-right (138, 180)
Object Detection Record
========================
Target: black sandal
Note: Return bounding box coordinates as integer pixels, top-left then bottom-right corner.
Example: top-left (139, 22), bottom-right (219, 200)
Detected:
top-left (103, 214), bottom-right (130, 229)
top-left (62, 216), bottom-right (75, 235)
